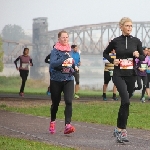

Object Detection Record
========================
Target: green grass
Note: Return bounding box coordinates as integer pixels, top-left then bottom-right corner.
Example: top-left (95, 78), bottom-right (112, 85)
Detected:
top-left (0, 76), bottom-right (142, 98)
top-left (0, 136), bottom-right (75, 150)
top-left (0, 76), bottom-right (111, 97)
top-left (0, 76), bottom-right (48, 94)
top-left (1, 101), bottom-right (150, 130)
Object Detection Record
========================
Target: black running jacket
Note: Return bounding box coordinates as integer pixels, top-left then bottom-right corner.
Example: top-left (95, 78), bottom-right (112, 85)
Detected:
top-left (103, 35), bottom-right (145, 76)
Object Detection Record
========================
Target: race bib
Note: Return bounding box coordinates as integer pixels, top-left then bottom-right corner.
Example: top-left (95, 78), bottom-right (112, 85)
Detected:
top-left (22, 63), bottom-right (29, 69)
top-left (62, 58), bottom-right (73, 67)
top-left (109, 70), bottom-right (113, 76)
top-left (141, 64), bottom-right (147, 70)
top-left (120, 58), bottom-right (133, 69)
top-left (61, 67), bottom-right (71, 74)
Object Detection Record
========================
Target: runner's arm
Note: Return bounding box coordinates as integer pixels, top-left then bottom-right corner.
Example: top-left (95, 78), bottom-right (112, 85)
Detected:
top-left (14, 57), bottom-right (20, 68)
top-left (78, 57), bottom-right (81, 66)
top-left (103, 40), bottom-right (115, 64)
top-left (45, 54), bottom-right (50, 64)
top-left (50, 50), bottom-right (69, 68)
top-left (137, 39), bottom-right (145, 61)
top-left (30, 59), bottom-right (33, 66)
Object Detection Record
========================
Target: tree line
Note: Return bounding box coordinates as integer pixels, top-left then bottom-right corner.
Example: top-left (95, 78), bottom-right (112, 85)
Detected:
top-left (0, 24), bottom-right (32, 72)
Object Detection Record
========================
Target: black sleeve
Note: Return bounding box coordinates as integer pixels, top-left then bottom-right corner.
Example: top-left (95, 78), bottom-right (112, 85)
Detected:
top-left (30, 59), bottom-right (33, 66)
top-left (45, 54), bottom-right (50, 64)
top-left (14, 57), bottom-right (20, 68)
top-left (103, 40), bottom-right (115, 64)
top-left (137, 39), bottom-right (145, 61)
top-left (72, 63), bottom-right (75, 70)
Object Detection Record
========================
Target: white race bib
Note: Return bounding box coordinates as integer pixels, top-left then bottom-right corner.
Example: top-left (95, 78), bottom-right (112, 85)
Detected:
top-left (141, 64), bottom-right (147, 70)
top-left (109, 70), bottom-right (113, 76)
top-left (22, 63), bottom-right (29, 69)
top-left (62, 58), bottom-right (73, 67)
top-left (120, 58), bottom-right (133, 69)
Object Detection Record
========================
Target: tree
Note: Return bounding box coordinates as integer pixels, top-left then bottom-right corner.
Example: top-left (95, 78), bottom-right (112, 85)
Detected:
top-left (1, 24), bottom-right (32, 55)
top-left (0, 36), bottom-right (4, 72)
top-left (2, 24), bottom-right (25, 42)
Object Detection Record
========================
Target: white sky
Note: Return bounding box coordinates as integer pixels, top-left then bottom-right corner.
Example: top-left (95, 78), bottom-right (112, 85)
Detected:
top-left (0, 0), bottom-right (149, 33)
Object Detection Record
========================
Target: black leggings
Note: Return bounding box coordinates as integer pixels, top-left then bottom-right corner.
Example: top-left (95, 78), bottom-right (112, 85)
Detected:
top-left (73, 71), bottom-right (79, 85)
top-left (134, 76), bottom-right (147, 98)
top-left (19, 70), bottom-right (29, 93)
top-left (146, 73), bottom-right (150, 88)
top-left (113, 76), bottom-right (136, 129)
top-left (50, 80), bottom-right (74, 125)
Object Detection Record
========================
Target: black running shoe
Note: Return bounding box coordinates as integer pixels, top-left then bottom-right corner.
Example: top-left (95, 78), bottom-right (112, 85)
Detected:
top-left (112, 97), bottom-right (118, 101)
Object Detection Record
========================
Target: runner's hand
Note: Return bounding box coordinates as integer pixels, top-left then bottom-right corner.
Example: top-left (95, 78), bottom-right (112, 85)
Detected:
top-left (113, 59), bottom-right (120, 66)
top-left (133, 51), bottom-right (139, 57)
top-left (65, 52), bottom-right (71, 57)
top-left (139, 68), bottom-right (145, 72)
top-left (75, 66), bottom-right (79, 71)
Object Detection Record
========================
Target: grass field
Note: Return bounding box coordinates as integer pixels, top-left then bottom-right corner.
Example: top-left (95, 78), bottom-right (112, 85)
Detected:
top-left (0, 76), bottom-right (48, 94)
top-left (0, 136), bottom-right (75, 150)
top-left (1, 101), bottom-right (150, 130)
top-left (0, 76), bottom-right (112, 97)
top-left (0, 76), bottom-right (142, 98)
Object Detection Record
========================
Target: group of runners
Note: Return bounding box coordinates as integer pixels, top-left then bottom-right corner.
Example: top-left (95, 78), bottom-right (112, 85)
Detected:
top-left (103, 46), bottom-right (150, 103)
top-left (14, 30), bottom-right (81, 134)
top-left (13, 17), bottom-right (148, 143)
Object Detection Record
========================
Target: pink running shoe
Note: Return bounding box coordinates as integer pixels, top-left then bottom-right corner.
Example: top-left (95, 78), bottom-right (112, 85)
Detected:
top-left (64, 124), bottom-right (75, 134)
top-left (19, 92), bottom-right (24, 97)
top-left (49, 121), bottom-right (56, 134)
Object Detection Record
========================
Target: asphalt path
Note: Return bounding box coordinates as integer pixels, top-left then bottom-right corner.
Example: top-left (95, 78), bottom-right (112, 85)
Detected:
top-left (0, 94), bottom-right (150, 150)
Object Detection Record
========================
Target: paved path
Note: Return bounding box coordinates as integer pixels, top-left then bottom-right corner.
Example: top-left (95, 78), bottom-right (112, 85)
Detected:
top-left (0, 93), bottom-right (144, 102)
top-left (1, 110), bottom-right (150, 150)
top-left (0, 93), bottom-right (51, 100)
top-left (0, 93), bottom-right (100, 101)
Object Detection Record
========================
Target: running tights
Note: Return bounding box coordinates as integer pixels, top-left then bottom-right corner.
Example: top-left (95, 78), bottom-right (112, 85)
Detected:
top-left (113, 76), bottom-right (136, 129)
top-left (50, 80), bottom-right (74, 125)
top-left (19, 70), bottom-right (29, 93)
top-left (134, 76), bottom-right (147, 98)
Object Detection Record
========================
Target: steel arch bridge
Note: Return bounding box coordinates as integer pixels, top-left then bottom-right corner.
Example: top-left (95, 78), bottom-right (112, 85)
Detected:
top-left (48, 21), bottom-right (150, 54)
top-left (2, 19), bottom-right (150, 79)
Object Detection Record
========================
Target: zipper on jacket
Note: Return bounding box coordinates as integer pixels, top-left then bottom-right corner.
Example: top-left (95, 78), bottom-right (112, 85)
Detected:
top-left (126, 37), bottom-right (127, 49)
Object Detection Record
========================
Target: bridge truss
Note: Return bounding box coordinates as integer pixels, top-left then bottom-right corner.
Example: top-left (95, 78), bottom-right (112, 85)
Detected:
top-left (48, 21), bottom-right (150, 54)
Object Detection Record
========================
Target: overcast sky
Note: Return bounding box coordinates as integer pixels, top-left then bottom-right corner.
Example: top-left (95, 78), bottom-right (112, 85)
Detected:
top-left (0, 0), bottom-right (150, 33)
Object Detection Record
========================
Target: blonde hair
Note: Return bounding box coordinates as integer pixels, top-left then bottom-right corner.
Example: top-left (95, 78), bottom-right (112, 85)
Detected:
top-left (119, 17), bottom-right (132, 26)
